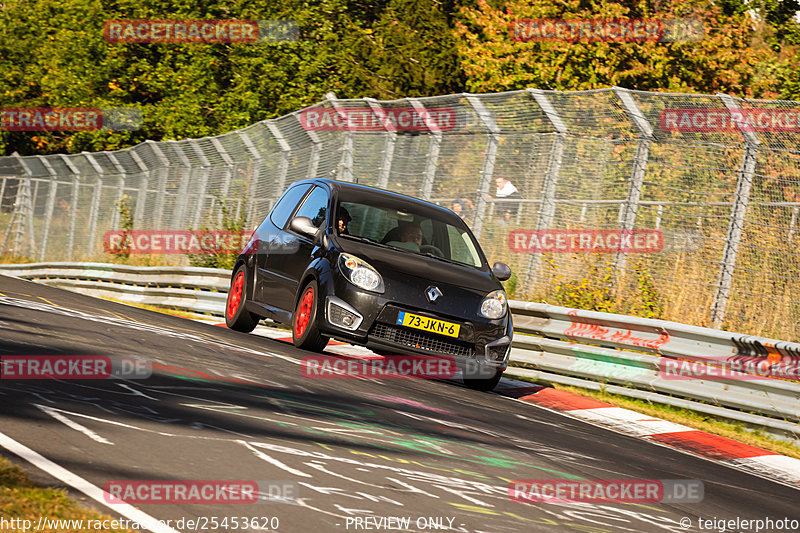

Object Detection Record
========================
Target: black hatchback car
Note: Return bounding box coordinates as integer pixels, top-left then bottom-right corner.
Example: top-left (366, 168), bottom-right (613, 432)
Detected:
top-left (225, 179), bottom-right (513, 390)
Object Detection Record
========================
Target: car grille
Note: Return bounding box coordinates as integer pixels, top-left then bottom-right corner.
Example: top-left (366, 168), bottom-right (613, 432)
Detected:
top-left (370, 323), bottom-right (474, 357)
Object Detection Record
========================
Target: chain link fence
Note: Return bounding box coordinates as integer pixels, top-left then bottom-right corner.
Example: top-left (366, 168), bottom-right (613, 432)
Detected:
top-left (2, 87), bottom-right (799, 339)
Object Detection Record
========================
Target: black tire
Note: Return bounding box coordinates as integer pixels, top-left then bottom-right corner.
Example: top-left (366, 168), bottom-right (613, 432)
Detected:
top-left (292, 279), bottom-right (329, 352)
top-left (225, 265), bottom-right (259, 332)
top-left (463, 368), bottom-right (504, 391)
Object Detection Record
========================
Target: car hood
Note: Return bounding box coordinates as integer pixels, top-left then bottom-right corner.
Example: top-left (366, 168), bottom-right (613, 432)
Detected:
top-left (334, 236), bottom-right (499, 294)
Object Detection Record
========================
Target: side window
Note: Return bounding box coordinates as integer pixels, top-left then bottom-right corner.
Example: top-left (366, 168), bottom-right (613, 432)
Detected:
top-left (447, 225), bottom-right (471, 264)
top-left (269, 184), bottom-right (312, 229)
top-left (293, 187), bottom-right (329, 229)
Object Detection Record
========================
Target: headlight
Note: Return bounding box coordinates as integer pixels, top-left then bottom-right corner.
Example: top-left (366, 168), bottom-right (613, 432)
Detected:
top-left (338, 253), bottom-right (384, 293)
top-left (479, 289), bottom-right (507, 319)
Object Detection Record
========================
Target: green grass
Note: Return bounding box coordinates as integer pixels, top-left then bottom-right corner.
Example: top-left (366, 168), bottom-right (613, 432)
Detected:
top-left (0, 456), bottom-right (133, 532)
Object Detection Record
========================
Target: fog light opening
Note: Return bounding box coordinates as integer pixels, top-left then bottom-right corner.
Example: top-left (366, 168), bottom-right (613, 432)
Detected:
top-left (485, 336), bottom-right (511, 362)
top-left (326, 298), bottom-right (363, 331)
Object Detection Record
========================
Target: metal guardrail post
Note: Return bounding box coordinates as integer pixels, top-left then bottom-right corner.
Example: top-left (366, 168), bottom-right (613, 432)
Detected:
top-left (711, 94), bottom-right (760, 329)
top-left (524, 89), bottom-right (568, 285)
top-left (37, 156), bottom-right (58, 261)
top-left (265, 121), bottom-right (291, 197)
top-left (365, 98), bottom-right (396, 189)
top-left (614, 88), bottom-right (654, 274)
top-left (325, 92), bottom-right (354, 182)
top-left (408, 98), bottom-right (441, 200)
top-left (466, 95), bottom-right (500, 239)
top-left (82, 153), bottom-right (106, 256)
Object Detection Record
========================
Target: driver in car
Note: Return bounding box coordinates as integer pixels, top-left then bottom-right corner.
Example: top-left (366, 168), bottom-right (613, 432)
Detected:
top-left (387, 223), bottom-right (423, 251)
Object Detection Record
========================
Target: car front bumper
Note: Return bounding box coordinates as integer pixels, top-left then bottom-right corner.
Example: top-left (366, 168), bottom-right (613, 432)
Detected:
top-left (317, 274), bottom-right (512, 374)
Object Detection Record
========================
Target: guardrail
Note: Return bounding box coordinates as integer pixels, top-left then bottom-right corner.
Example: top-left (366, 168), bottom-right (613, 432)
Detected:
top-left (1, 262), bottom-right (798, 442)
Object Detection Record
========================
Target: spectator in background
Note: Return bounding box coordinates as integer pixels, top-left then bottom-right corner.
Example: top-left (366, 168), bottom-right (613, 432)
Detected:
top-left (494, 177), bottom-right (520, 227)
top-left (450, 198), bottom-right (474, 221)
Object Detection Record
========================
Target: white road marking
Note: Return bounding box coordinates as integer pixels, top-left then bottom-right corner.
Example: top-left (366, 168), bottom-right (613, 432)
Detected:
top-left (35, 404), bottom-right (114, 445)
top-left (0, 431), bottom-right (180, 533)
top-left (240, 440), bottom-right (313, 477)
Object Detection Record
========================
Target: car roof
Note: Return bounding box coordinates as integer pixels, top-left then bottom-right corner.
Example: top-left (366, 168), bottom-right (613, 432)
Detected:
top-left (298, 178), bottom-right (458, 219)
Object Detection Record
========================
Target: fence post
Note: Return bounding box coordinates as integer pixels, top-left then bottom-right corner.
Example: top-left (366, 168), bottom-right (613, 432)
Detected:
top-left (614, 87), bottom-right (653, 274)
top-left (82, 153), bottom-right (105, 256)
top-left (58, 155), bottom-right (81, 261)
top-left (130, 150), bottom-right (151, 230)
top-left (188, 140), bottom-right (211, 228)
top-left (266, 121), bottom-right (291, 198)
top-left (365, 98), bottom-right (396, 189)
top-left (169, 141), bottom-right (193, 229)
top-left (325, 92), bottom-right (354, 182)
top-left (237, 131), bottom-right (263, 227)
top-left (37, 156), bottom-right (59, 261)
top-left (524, 89), bottom-right (568, 286)
top-left (209, 137), bottom-right (235, 226)
top-left (0, 155), bottom-right (35, 257)
top-left (106, 153), bottom-right (127, 233)
top-left (147, 141), bottom-right (171, 229)
top-left (711, 94), bottom-right (760, 328)
top-left (295, 113), bottom-right (321, 179)
top-left (409, 98), bottom-right (442, 200)
top-left (466, 95), bottom-right (500, 240)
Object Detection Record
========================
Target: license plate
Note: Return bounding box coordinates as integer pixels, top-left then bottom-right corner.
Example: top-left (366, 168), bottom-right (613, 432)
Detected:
top-left (396, 311), bottom-right (460, 338)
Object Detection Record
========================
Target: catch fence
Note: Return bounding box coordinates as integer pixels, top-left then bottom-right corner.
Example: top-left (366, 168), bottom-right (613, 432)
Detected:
top-left (1, 87), bottom-right (799, 338)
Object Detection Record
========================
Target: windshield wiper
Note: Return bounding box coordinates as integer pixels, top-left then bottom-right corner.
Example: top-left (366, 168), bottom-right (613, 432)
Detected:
top-left (419, 251), bottom-right (467, 267)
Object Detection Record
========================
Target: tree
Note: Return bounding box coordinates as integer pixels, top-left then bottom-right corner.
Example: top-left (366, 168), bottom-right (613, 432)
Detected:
top-left (452, 0), bottom-right (780, 97)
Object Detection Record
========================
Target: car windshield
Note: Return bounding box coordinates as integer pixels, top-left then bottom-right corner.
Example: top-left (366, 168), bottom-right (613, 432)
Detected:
top-left (336, 200), bottom-right (484, 268)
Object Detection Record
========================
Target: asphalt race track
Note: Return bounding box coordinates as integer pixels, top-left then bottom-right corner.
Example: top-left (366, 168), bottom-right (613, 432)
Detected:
top-left (1, 274), bottom-right (798, 533)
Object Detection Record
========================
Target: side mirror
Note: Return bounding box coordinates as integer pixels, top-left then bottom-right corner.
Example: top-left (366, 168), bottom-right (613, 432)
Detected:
top-left (492, 261), bottom-right (512, 281)
top-left (289, 216), bottom-right (319, 239)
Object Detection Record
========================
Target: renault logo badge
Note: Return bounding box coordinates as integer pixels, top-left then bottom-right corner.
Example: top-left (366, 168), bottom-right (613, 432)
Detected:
top-left (426, 286), bottom-right (442, 303)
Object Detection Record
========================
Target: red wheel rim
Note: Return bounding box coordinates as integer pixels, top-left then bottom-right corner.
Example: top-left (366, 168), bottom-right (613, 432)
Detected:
top-left (294, 287), bottom-right (314, 338)
top-left (227, 271), bottom-right (244, 320)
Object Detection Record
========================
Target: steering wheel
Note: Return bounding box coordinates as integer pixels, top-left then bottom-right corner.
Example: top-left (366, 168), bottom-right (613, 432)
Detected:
top-left (420, 244), bottom-right (444, 258)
